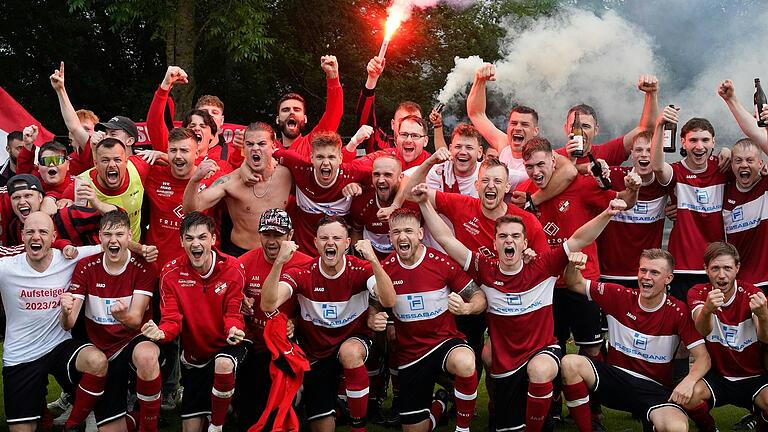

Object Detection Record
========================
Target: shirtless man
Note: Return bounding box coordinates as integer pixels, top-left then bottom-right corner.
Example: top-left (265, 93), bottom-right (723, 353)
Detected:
top-left (183, 122), bottom-right (292, 256)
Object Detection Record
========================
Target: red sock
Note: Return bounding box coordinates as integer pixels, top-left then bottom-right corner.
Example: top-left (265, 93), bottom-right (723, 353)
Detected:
top-left (344, 365), bottom-right (369, 432)
top-left (562, 381), bottom-right (591, 432)
top-left (66, 373), bottom-right (106, 428)
top-left (686, 402), bottom-right (716, 432)
top-left (526, 381), bottom-right (553, 432)
top-left (429, 398), bottom-right (447, 431)
top-left (210, 372), bottom-right (235, 427)
top-left (137, 375), bottom-right (162, 432)
top-left (454, 371), bottom-right (477, 432)
top-left (125, 410), bottom-right (139, 432)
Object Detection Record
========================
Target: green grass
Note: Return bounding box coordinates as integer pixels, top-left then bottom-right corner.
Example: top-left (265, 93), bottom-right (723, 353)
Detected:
top-left (0, 343), bottom-right (751, 431)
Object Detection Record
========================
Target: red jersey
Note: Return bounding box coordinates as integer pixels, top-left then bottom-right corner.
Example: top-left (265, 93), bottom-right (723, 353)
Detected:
top-left (666, 158), bottom-right (728, 273)
top-left (555, 136), bottom-right (627, 166)
top-left (237, 247), bottom-right (314, 353)
top-left (275, 149), bottom-right (371, 256)
top-left (382, 247), bottom-right (473, 367)
top-left (279, 255), bottom-right (374, 361)
top-left (69, 252), bottom-right (157, 358)
top-left (688, 281), bottom-right (766, 379)
top-left (158, 250), bottom-right (245, 364)
top-left (598, 168), bottom-right (670, 280)
top-left (283, 77), bottom-right (344, 158)
top-left (349, 188), bottom-right (421, 259)
top-left (465, 245), bottom-right (569, 376)
top-left (521, 175), bottom-right (616, 286)
top-left (434, 191), bottom-right (547, 259)
top-left (132, 158), bottom-right (220, 267)
top-left (587, 280), bottom-right (704, 387)
top-left (723, 176), bottom-right (768, 286)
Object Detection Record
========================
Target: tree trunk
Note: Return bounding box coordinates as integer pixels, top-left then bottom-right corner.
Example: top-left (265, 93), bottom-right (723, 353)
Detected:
top-left (165, 0), bottom-right (196, 117)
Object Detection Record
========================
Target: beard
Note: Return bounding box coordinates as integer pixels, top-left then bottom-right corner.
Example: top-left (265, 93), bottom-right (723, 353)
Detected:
top-left (278, 117), bottom-right (306, 139)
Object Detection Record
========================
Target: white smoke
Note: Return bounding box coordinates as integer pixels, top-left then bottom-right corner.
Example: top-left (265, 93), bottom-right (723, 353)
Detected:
top-left (437, 2), bottom-right (768, 147)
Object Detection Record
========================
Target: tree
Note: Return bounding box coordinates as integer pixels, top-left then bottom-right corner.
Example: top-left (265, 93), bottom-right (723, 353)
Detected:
top-left (66, 0), bottom-right (275, 114)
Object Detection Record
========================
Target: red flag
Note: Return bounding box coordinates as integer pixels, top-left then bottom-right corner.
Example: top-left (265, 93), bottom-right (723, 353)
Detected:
top-left (0, 86), bottom-right (55, 146)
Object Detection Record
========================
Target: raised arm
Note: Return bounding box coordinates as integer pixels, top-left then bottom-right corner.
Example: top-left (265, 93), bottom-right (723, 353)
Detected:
top-left (750, 291), bottom-right (768, 343)
top-left (402, 147), bottom-right (450, 201)
top-left (146, 66), bottom-right (188, 153)
top-left (718, 79), bottom-right (768, 154)
top-left (563, 252), bottom-right (589, 296)
top-left (260, 241), bottom-right (298, 313)
top-left (49, 62), bottom-right (89, 151)
top-left (650, 106), bottom-right (677, 185)
top-left (622, 74), bottom-right (660, 153)
top-left (354, 240), bottom-right (395, 308)
top-left (412, 183), bottom-right (471, 265)
top-left (311, 55), bottom-right (344, 134)
top-left (182, 159), bottom-right (226, 213)
top-left (109, 294), bottom-right (152, 330)
top-left (615, 171), bottom-right (641, 209)
top-left (429, 108), bottom-right (447, 151)
top-left (466, 64), bottom-right (508, 152)
top-left (59, 292), bottom-right (84, 330)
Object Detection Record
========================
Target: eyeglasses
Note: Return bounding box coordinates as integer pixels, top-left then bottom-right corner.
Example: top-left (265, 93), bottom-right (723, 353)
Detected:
top-left (41, 155), bottom-right (67, 166)
top-left (398, 132), bottom-right (426, 140)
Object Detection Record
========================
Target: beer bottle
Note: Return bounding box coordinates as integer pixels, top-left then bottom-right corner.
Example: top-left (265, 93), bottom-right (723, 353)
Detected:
top-left (663, 105), bottom-right (677, 153)
top-left (588, 153), bottom-right (611, 190)
top-left (571, 110), bottom-right (584, 158)
top-left (756, 78), bottom-right (767, 128)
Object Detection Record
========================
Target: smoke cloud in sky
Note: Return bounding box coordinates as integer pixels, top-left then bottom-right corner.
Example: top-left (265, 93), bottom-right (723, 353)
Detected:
top-left (438, 1), bottom-right (768, 148)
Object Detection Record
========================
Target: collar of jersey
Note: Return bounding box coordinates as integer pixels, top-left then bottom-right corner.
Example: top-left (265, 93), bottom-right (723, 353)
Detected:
top-left (396, 245), bottom-right (426, 270)
top-left (319, 255), bottom-right (346, 279)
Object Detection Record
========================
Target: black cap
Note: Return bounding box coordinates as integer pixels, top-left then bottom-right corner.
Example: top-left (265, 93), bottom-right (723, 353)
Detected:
top-left (95, 116), bottom-right (138, 141)
top-left (7, 174), bottom-right (44, 196)
top-left (259, 209), bottom-right (292, 235)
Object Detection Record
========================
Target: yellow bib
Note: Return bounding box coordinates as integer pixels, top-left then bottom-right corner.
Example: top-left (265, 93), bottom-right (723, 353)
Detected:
top-left (79, 161), bottom-right (145, 241)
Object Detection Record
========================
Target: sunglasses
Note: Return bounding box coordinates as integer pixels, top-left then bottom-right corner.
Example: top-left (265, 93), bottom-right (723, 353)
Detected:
top-left (40, 155), bottom-right (67, 166)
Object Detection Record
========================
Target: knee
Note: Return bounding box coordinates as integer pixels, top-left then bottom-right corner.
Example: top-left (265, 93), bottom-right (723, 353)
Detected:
top-left (559, 354), bottom-right (583, 381)
top-left (338, 341), bottom-right (366, 368)
top-left (685, 380), bottom-right (710, 408)
top-left (655, 420), bottom-right (688, 432)
top-left (132, 343), bottom-right (160, 371)
top-left (481, 342), bottom-right (492, 369)
top-left (527, 357), bottom-right (557, 382)
top-left (214, 356), bottom-right (235, 374)
top-left (81, 347), bottom-right (108, 376)
top-left (449, 349), bottom-right (476, 377)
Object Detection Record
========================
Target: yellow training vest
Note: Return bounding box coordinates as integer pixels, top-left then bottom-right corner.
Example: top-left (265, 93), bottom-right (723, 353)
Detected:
top-left (79, 161), bottom-right (145, 241)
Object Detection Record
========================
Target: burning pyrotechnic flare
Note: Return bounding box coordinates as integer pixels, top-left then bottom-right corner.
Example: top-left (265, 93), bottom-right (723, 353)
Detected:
top-left (378, 0), bottom-right (410, 59)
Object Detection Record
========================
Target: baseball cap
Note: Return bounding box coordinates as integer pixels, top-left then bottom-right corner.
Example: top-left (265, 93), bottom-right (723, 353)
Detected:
top-left (259, 209), bottom-right (292, 235)
top-left (7, 174), bottom-right (44, 196)
top-left (95, 116), bottom-right (138, 141)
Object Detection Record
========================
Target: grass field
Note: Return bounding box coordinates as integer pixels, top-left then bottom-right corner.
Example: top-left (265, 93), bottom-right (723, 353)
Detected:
top-left (0, 343), bottom-right (752, 431)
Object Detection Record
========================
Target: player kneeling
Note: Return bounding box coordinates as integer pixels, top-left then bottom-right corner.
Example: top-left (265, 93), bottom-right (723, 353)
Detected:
top-left (61, 210), bottom-right (161, 431)
top-left (680, 242), bottom-right (768, 432)
top-left (559, 249), bottom-right (710, 432)
top-left (142, 212), bottom-right (247, 432)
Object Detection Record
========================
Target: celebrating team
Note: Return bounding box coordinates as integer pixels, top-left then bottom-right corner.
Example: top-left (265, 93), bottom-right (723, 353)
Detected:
top-left (2, 54), bottom-right (768, 432)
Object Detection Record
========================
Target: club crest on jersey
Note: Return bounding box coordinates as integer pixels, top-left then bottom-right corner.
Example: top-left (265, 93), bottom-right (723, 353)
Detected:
top-left (632, 332), bottom-right (648, 351)
top-left (173, 205), bottom-right (185, 219)
top-left (543, 222), bottom-right (559, 237)
top-left (558, 200), bottom-right (570, 213)
top-left (505, 293), bottom-right (523, 306)
top-left (322, 304), bottom-right (338, 319)
top-left (214, 282), bottom-right (228, 294)
top-left (695, 188), bottom-right (710, 204)
top-left (406, 295), bottom-right (424, 311)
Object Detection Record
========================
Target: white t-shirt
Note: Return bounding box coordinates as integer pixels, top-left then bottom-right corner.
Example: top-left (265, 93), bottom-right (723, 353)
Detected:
top-left (499, 147), bottom-right (529, 190)
top-left (404, 161), bottom-right (480, 198)
top-left (0, 246), bottom-right (102, 366)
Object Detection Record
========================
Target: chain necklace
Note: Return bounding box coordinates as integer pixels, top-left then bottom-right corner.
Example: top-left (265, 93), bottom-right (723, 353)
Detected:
top-left (252, 170), bottom-right (274, 199)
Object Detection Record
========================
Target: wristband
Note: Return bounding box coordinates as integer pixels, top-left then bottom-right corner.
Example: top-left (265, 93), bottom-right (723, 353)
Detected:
top-left (523, 192), bottom-right (537, 214)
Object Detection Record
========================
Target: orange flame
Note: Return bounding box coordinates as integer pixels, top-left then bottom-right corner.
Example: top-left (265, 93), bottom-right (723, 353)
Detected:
top-left (384, 2), bottom-right (408, 40)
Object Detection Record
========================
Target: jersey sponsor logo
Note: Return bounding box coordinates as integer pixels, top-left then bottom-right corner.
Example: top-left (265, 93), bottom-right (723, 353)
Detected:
top-left (606, 315), bottom-right (679, 363)
top-left (86, 294), bottom-right (132, 325)
top-left (611, 196), bottom-right (667, 224)
top-left (723, 196), bottom-right (767, 234)
top-left (157, 181), bottom-right (174, 198)
top-left (478, 246), bottom-right (495, 258)
top-left (295, 189), bottom-right (352, 216)
top-left (676, 183), bottom-right (724, 213)
top-left (297, 291), bottom-right (368, 329)
top-left (482, 277), bottom-right (555, 316)
top-left (461, 218), bottom-right (481, 236)
top-left (707, 317), bottom-right (758, 352)
top-left (394, 288), bottom-right (448, 322)
top-left (178, 279), bottom-right (195, 287)
top-left (363, 229), bottom-right (394, 253)
top-left (173, 205), bottom-right (185, 219)
top-left (543, 222), bottom-right (559, 237)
